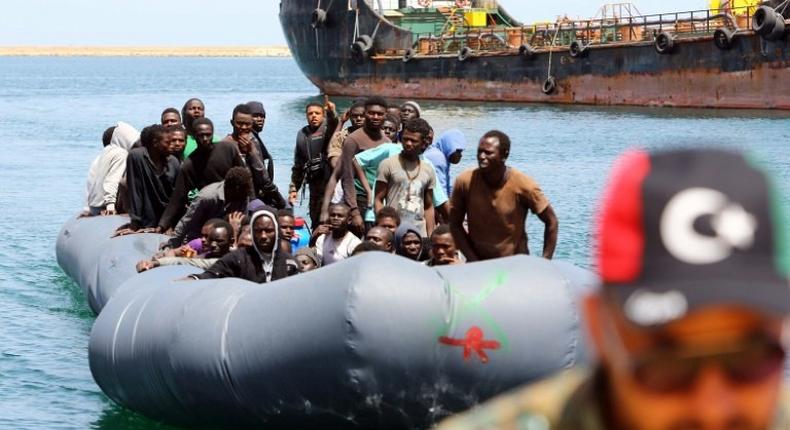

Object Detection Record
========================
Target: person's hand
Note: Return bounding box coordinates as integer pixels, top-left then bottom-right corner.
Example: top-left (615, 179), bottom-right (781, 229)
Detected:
top-left (351, 213), bottom-right (364, 231)
top-left (319, 209), bottom-right (329, 224)
top-left (288, 190), bottom-right (298, 206)
top-left (236, 133), bottom-right (254, 154)
top-left (341, 107), bottom-right (351, 123)
top-left (101, 208), bottom-right (117, 216)
top-left (78, 210), bottom-right (92, 218)
top-left (228, 211), bottom-right (244, 236)
top-left (324, 95), bottom-right (336, 115)
top-left (314, 224), bottom-right (330, 237)
top-left (113, 228), bottom-right (136, 237)
top-left (366, 192), bottom-right (375, 210)
top-left (136, 260), bottom-right (157, 273)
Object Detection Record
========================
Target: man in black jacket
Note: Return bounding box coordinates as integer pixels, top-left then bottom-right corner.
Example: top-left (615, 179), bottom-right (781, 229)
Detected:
top-left (190, 209), bottom-right (298, 283)
top-left (288, 96), bottom-right (339, 228)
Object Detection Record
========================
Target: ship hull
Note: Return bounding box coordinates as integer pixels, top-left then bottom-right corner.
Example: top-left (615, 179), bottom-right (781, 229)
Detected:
top-left (280, 1), bottom-right (790, 109)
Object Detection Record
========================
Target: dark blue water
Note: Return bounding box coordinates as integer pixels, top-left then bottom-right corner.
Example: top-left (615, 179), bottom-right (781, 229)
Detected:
top-left (0, 57), bottom-right (788, 429)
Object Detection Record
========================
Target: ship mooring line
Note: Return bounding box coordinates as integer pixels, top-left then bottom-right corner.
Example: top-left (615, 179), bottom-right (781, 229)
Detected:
top-left (546, 23), bottom-right (561, 80)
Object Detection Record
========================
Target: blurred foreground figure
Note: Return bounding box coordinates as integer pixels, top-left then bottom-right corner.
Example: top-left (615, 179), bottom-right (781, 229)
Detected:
top-left (437, 148), bottom-right (790, 430)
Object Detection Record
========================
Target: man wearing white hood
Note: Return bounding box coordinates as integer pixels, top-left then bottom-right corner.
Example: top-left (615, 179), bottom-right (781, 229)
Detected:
top-left (83, 122), bottom-right (140, 216)
top-left (189, 210), bottom-right (298, 283)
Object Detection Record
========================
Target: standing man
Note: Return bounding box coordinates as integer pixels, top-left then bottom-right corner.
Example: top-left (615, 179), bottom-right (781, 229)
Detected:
top-left (246, 100), bottom-right (275, 181)
top-left (289, 97), bottom-right (339, 228)
top-left (438, 148), bottom-right (790, 430)
top-left (165, 125), bottom-right (186, 161)
top-left (224, 104), bottom-right (286, 209)
top-left (374, 118), bottom-right (437, 237)
top-left (423, 129), bottom-right (466, 197)
top-left (339, 96), bottom-right (390, 232)
top-left (450, 130), bottom-right (558, 261)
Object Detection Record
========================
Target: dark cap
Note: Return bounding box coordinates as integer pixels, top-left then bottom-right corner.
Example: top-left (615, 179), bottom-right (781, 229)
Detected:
top-left (596, 148), bottom-right (790, 327)
top-left (246, 101), bottom-right (266, 117)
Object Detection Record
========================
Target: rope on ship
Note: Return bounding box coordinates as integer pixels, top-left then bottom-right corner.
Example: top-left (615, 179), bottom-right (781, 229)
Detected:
top-left (542, 24), bottom-right (562, 95)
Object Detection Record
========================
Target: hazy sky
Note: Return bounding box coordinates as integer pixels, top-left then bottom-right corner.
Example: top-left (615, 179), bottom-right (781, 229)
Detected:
top-left (2, 0), bottom-right (707, 46)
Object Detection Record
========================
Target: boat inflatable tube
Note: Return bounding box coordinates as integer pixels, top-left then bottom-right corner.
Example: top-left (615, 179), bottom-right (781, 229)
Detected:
top-left (57, 216), bottom-right (597, 428)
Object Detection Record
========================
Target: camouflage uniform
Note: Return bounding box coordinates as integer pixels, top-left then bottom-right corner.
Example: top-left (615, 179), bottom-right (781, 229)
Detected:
top-left (436, 369), bottom-right (790, 430)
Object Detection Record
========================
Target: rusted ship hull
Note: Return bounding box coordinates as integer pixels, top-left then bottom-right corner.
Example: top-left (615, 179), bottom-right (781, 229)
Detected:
top-left (279, 1), bottom-right (790, 109)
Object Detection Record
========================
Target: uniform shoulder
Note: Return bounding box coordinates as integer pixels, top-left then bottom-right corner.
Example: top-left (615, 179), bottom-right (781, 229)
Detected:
top-left (435, 370), bottom-right (588, 430)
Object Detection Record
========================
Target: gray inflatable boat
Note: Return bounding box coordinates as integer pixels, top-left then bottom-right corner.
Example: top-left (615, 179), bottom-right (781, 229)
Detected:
top-left (56, 215), bottom-right (596, 429)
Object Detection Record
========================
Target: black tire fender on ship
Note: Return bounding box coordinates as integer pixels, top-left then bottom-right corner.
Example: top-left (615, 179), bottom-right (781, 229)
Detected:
top-left (713, 28), bottom-right (735, 50)
top-left (542, 76), bottom-right (556, 95)
top-left (569, 40), bottom-right (588, 58)
top-left (458, 46), bottom-right (473, 62)
top-left (352, 35), bottom-right (373, 62)
top-left (753, 6), bottom-right (786, 41)
top-left (311, 8), bottom-right (327, 29)
top-left (402, 48), bottom-right (415, 63)
top-left (654, 32), bottom-right (675, 54)
top-left (519, 44), bottom-right (535, 59)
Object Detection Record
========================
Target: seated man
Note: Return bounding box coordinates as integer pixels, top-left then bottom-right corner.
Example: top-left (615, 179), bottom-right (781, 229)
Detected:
top-left (437, 148), bottom-right (790, 430)
top-left (84, 122), bottom-right (139, 216)
top-left (166, 167), bottom-right (251, 248)
top-left (350, 241), bottom-right (384, 256)
top-left (365, 226), bottom-right (394, 253)
top-left (425, 224), bottom-right (463, 266)
top-left (375, 206), bottom-right (401, 234)
top-left (190, 210), bottom-right (298, 282)
top-left (294, 247), bottom-right (321, 273)
top-left (312, 203), bottom-right (361, 266)
top-left (136, 220), bottom-right (233, 272)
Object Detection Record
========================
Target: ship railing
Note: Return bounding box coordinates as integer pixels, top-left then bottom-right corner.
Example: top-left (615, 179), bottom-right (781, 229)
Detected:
top-left (400, 5), bottom-right (757, 58)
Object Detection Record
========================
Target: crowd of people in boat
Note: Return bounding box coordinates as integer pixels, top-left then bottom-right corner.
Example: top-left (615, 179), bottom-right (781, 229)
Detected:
top-left (83, 96), bottom-right (558, 282)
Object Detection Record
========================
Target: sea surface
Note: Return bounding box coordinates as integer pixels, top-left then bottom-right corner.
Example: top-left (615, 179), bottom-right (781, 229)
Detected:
top-left (0, 56), bottom-right (789, 429)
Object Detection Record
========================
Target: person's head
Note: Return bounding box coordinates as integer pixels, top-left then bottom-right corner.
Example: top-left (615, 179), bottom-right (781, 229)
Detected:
top-left (327, 203), bottom-right (350, 235)
top-left (586, 148), bottom-right (790, 430)
top-left (277, 209), bottom-right (295, 242)
top-left (294, 247), bottom-right (321, 272)
top-left (429, 224), bottom-right (458, 265)
top-left (161, 107), bottom-right (181, 127)
top-left (205, 220), bottom-right (234, 258)
top-left (401, 118), bottom-right (432, 159)
top-left (305, 102), bottom-right (325, 129)
top-left (386, 104), bottom-right (402, 120)
top-left (251, 211), bottom-right (278, 254)
top-left (400, 101), bottom-right (421, 124)
top-left (365, 226), bottom-right (394, 253)
top-left (351, 240), bottom-right (383, 256)
top-left (181, 98), bottom-right (205, 132)
top-left (140, 124), bottom-right (169, 155)
top-left (436, 129), bottom-right (466, 165)
top-left (165, 125), bottom-right (186, 156)
top-left (102, 126), bottom-right (117, 147)
top-left (375, 206), bottom-right (401, 234)
top-left (223, 167), bottom-right (252, 203)
top-left (364, 96), bottom-right (388, 131)
top-left (231, 103), bottom-right (254, 138)
top-left (246, 101), bottom-right (266, 132)
top-left (382, 114), bottom-right (401, 142)
top-left (192, 117), bottom-right (214, 152)
top-left (477, 130), bottom-right (510, 172)
top-left (349, 102), bottom-right (366, 130)
top-left (236, 218), bottom-right (252, 248)
top-left (394, 224), bottom-right (423, 260)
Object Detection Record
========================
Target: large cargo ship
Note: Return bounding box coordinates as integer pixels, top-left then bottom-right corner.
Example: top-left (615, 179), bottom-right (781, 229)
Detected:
top-left (279, 0), bottom-right (790, 109)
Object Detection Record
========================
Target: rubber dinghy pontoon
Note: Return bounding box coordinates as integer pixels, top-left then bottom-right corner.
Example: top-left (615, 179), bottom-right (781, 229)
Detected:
top-left (56, 215), bottom-right (597, 429)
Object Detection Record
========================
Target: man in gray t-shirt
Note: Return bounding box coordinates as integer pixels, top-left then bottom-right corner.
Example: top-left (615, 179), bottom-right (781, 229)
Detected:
top-left (374, 119), bottom-right (436, 237)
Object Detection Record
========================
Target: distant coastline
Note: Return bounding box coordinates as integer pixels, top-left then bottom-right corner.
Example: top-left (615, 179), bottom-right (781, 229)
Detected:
top-left (0, 46), bottom-right (292, 57)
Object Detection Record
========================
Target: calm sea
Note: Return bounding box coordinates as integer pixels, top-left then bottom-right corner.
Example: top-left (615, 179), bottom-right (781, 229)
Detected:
top-left (0, 56), bottom-right (788, 429)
